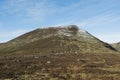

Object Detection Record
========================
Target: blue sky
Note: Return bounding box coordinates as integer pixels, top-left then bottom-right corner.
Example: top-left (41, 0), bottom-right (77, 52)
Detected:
top-left (0, 0), bottom-right (120, 43)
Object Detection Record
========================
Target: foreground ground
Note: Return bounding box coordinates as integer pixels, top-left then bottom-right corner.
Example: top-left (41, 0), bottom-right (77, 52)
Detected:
top-left (0, 53), bottom-right (120, 80)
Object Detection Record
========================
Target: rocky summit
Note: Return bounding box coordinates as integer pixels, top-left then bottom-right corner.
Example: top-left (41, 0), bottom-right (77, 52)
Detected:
top-left (0, 25), bottom-right (120, 80)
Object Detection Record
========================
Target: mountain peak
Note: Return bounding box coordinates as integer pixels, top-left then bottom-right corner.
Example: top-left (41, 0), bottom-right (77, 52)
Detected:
top-left (49, 25), bottom-right (86, 35)
top-left (0, 25), bottom-right (119, 80)
top-left (35, 25), bottom-right (88, 38)
top-left (0, 25), bottom-right (117, 55)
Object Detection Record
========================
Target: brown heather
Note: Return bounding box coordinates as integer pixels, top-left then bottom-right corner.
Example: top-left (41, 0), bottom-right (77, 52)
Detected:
top-left (0, 25), bottom-right (120, 80)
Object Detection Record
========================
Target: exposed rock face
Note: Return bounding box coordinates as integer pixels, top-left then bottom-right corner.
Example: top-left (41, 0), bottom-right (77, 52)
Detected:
top-left (0, 25), bottom-right (117, 55)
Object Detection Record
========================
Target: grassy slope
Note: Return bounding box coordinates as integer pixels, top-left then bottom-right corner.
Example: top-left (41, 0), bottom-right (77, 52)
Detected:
top-left (0, 26), bottom-right (117, 55)
top-left (0, 25), bottom-right (120, 80)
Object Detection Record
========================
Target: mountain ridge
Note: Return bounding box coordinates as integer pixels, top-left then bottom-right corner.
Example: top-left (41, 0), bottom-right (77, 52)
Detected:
top-left (0, 25), bottom-right (120, 79)
top-left (0, 25), bottom-right (117, 55)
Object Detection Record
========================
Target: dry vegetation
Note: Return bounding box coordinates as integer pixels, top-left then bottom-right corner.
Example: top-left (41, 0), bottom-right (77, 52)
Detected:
top-left (0, 26), bottom-right (120, 80)
top-left (0, 53), bottom-right (120, 80)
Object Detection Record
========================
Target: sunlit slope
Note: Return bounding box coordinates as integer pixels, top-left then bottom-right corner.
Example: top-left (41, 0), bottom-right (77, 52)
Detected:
top-left (0, 25), bottom-right (117, 55)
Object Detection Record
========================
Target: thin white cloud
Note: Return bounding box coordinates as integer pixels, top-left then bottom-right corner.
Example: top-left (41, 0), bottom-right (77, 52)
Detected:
top-left (1, 0), bottom-right (49, 21)
top-left (2, 0), bottom-right (27, 14)
top-left (0, 0), bottom-right (120, 43)
top-left (75, 13), bottom-right (120, 43)
top-left (1, 0), bottom-right (90, 23)
top-left (21, 0), bottom-right (87, 23)
top-left (77, 13), bottom-right (120, 27)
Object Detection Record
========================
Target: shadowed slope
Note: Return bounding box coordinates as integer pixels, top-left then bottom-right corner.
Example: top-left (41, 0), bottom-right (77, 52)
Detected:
top-left (111, 42), bottom-right (120, 52)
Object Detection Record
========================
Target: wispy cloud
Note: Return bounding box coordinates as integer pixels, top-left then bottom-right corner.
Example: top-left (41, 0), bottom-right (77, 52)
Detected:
top-left (1, 0), bottom-right (51, 22)
top-left (1, 0), bottom-right (97, 23)
top-left (0, 0), bottom-right (120, 43)
top-left (75, 13), bottom-right (120, 43)
top-left (78, 13), bottom-right (120, 27)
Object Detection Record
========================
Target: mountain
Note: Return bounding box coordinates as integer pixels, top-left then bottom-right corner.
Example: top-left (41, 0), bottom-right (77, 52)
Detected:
top-left (0, 25), bottom-right (120, 80)
top-left (111, 42), bottom-right (120, 52)
top-left (0, 43), bottom-right (3, 45)
top-left (0, 25), bottom-right (116, 55)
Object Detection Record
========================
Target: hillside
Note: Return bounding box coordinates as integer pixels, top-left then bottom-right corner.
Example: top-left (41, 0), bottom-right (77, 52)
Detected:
top-left (111, 42), bottom-right (120, 52)
top-left (0, 25), bottom-right (120, 80)
top-left (0, 43), bottom-right (3, 45)
top-left (0, 25), bottom-right (116, 55)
